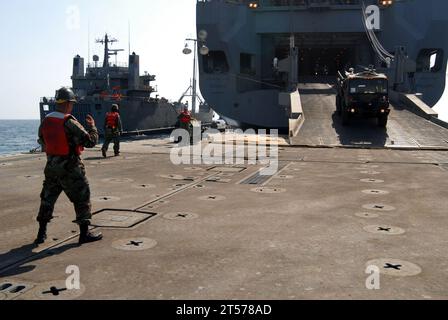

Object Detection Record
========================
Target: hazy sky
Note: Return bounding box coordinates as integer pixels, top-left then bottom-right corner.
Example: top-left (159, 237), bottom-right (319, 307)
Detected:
top-left (0, 0), bottom-right (198, 119)
top-left (0, 1), bottom-right (447, 121)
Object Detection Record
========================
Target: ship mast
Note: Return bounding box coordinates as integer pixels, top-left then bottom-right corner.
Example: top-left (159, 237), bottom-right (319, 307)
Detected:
top-left (96, 34), bottom-right (120, 68)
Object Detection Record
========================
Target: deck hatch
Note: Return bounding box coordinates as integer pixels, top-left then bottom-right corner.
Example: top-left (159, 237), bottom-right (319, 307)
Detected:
top-left (91, 209), bottom-right (156, 228)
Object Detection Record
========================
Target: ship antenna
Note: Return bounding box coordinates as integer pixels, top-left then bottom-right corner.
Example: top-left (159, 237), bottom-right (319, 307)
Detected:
top-left (96, 33), bottom-right (119, 68)
top-left (128, 20), bottom-right (131, 57)
top-left (88, 19), bottom-right (90, 67)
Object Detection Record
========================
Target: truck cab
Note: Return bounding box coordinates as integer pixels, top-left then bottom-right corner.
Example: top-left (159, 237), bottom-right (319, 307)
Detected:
top-left (336, 68), bottom-right (390, 127)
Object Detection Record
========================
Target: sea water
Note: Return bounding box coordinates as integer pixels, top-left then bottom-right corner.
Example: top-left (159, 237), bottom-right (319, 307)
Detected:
top-left (0, 120), bottom-right (40, 156)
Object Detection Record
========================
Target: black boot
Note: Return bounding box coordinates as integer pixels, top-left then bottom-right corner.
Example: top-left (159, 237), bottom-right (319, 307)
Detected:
top-left (79, 223), bottom-right (103, 244)
top-left (35, 222), bottom-right (48, 245)
top-left (102, 149), bottom-right (107, 158)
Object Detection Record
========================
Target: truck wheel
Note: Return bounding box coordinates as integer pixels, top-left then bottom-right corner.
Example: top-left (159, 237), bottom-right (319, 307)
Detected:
top-left (378, 115), bottom-right (388, 127)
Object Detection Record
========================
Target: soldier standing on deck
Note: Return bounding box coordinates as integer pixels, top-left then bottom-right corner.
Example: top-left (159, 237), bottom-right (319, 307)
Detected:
top-left (178, 106), bottom-right (193, 144)
top-left (102, 104), bottom-right (123, 158)
top-left (35, 87), bottom-right (103, 245)
top-left (179, 106), bottom-right (192, 131)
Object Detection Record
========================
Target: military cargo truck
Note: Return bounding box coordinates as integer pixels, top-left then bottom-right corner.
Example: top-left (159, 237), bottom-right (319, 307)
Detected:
top-left (336, 68), bottom-right (390, 127)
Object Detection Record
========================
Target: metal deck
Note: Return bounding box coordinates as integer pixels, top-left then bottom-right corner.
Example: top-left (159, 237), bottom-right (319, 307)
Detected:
top-left (291, 82), bottom-right (448, 150)
top-left (1, 136), bottom-right (448, 299)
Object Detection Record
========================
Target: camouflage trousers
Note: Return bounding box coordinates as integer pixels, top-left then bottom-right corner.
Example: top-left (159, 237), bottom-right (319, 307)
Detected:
top-left (179, 122), bottom-right (191, 132)
top-left (179, 122), bottom-right (193, 144)
top-left (102, 131), bottom-right (120, 155)
top-left (37, 157), bottom-right (92, 225)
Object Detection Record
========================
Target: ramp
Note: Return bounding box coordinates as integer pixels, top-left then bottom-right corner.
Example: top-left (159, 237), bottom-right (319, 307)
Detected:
top-left (290, 82), bottom-right (448, 149)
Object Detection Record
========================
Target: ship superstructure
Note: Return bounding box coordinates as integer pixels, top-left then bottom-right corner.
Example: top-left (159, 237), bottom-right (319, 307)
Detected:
top-left (40, 34), bottom-right (213, 135)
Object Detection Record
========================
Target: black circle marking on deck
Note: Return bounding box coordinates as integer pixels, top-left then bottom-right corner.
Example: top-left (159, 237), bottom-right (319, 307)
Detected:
top-left (360, 178), bottom-right (384, 184)
top-left (163, 212), bottom-right (199, 221)
top-left (112, 238), bottom-right (157, 251)
top-left (363, 204), bottom-right (396, 211)
top-left (366, 259), bottom-right (422, 277)
top-left (133, 184), bottom-right (156, 189)
top-left (33, 281), bottom-right (86, 300)
top-left (198, 195), bottom-right (226, 201)
top-left (363, 225), bottom-right (405, 235)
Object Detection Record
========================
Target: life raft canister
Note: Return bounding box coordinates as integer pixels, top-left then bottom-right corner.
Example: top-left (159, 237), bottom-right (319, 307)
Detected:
top-left (42, 112), bottom-right (84, 156)
top-left (106, 112), bottom-right (119, 129)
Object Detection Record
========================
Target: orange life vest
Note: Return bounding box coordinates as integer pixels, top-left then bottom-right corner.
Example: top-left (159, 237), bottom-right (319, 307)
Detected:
top-left (180, 111), bottom-right (192, 124)
top-left (41, 112), bottom-right (84, 156)
top-left (106, 112), bottom-right (119, 129)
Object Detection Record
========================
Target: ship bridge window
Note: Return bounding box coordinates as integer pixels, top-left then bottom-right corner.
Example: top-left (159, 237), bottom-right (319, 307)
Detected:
top-left (240, 53), bottom-right (256, 75)
top-left (202, 51), bottom-right (229, 74)
top-left (349, 79), bottom-right (388, 94)
top-left (417, 49), bottom-right (444, 73)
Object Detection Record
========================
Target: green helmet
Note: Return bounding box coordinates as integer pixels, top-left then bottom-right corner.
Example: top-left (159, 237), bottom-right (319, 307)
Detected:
top-left (56, 87), bottom-right (77, 104)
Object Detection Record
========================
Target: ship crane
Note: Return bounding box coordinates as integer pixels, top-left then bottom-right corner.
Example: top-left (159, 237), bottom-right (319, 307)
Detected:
top-left (178, 79), bottom-right (204, 106)
top-left (361, 1), bottom-right (416, 92)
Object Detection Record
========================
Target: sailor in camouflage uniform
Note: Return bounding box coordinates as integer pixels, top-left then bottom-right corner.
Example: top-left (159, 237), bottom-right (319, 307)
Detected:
top-left (101, 104), bottom-right (123, 158)
top-left (35, 87), bottom-right (103, 245)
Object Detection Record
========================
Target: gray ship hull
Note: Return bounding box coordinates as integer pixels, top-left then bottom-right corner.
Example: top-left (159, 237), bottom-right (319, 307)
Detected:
top-left (39, 33), bottom-right (214, 134)
top-left (40, 98), bottom-right (213, 136)
top-left (197, 0), bottom-right (448, 129)
top-left (40, 99), bottom-right (179, 136)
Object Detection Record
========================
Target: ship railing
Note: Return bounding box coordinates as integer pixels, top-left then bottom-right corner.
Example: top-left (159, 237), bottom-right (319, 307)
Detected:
top-left (42, 95), bottom-right (173, 105)
top-left (87, 62), bottom-right (129, 69)
top-left (41, 96), bottom-right (92, 104)
top-left (108, 62), bottom-right (129, 68)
